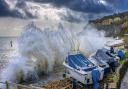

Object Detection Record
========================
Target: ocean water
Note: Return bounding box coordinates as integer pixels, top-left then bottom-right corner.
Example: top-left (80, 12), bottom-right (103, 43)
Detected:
top-left (0, 37), bottom-right (19, 70)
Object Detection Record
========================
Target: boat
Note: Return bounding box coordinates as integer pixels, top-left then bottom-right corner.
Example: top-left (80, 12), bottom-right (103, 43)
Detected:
top-left (90, 49), bottom-right (119, 75)
top-left (89, 53), bottom-right (110, 76)
top-left (104, 38), bottom-right (124, 52)
top-left (104, 38), bottom-right (125, 60)
top-left (63, 52), bottom-right (104, 84)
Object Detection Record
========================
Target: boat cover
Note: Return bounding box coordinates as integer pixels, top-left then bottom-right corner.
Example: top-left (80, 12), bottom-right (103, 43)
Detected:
top-left (94, 49), bottom-right (115, 63)
top-left (91, 55), bottom-right (107, 67)
top-left (92, 69), bottom-right (100, 89)
top-left (94, 49), bottom-right (119, 73)
top-left (67, 54), bottom-right (96, 71)
top-left (118, 50), bottom-right (125, 59)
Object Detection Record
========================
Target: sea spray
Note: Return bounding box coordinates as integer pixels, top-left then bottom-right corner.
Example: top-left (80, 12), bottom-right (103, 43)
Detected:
top-left (0, 56), bottom-right (35, 83)
top-left (19, 22), bottom-right (108, 73)
top-left (19, 23), bottom-right (76, 72)
top-left (78, 25), bottom-right (107, 55)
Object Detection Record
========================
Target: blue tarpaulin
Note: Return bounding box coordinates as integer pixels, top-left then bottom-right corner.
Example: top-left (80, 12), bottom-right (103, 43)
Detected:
top-left (67, 54), bottom-right (96, 71)
top-left (92, 69), bottom-right (101, 89)
top-left (118, 50), bottom-right (125, 60)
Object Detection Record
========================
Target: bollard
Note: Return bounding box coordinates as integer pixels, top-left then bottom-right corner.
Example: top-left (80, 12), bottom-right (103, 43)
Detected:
top-left (6, 81), bottom-right (10, 89)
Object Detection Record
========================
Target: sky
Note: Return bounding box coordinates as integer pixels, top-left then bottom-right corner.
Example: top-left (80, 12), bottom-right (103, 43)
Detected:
top-left (0, 0), bottom-right (128, 37)
top-left (0, 0), bottom-right (128, 19)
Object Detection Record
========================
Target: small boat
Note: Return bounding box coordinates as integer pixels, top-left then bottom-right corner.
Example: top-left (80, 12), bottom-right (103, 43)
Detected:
top-left (104, 38), bottom-right (125, 60)
top-left (104, 38), bottom-right (124, 52)
top-left (89, 53), bottom-right (110, 76)
top-left (90, 49), bottom-right (119, 75)
top-left (63, 52), bottom-right (104, 84)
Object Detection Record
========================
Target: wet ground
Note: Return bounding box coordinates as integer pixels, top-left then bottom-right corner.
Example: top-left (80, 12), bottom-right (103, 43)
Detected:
top-left (121, 70), bottom-right (128, 89)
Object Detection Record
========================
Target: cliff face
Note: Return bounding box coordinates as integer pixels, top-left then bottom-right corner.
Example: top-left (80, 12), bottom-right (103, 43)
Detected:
top-left (90, 11), bottom-right (128, 37)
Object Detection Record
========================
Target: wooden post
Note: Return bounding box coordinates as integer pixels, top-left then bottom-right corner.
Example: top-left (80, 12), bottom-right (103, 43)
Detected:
top-left (6, 81), bottom-right (10, 89)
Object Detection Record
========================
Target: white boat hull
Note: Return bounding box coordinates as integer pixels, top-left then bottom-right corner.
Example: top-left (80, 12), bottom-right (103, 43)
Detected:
top-left (64, 63), bottom-right (104, 84)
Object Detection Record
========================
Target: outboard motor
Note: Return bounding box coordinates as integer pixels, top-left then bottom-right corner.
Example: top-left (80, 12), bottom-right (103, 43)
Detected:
top-left (92, 69), bottom-right (101, 89)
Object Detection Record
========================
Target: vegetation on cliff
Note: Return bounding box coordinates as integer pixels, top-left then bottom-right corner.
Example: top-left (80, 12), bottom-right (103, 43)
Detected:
top-left (90, 11), bottom-right (128, 37)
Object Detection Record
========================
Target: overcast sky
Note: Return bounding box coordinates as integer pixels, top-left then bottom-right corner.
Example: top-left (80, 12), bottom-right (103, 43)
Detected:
top-left (0, 0), bottom-right (128, 18)
top-left (0, 0), bottom-right (128, 37)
